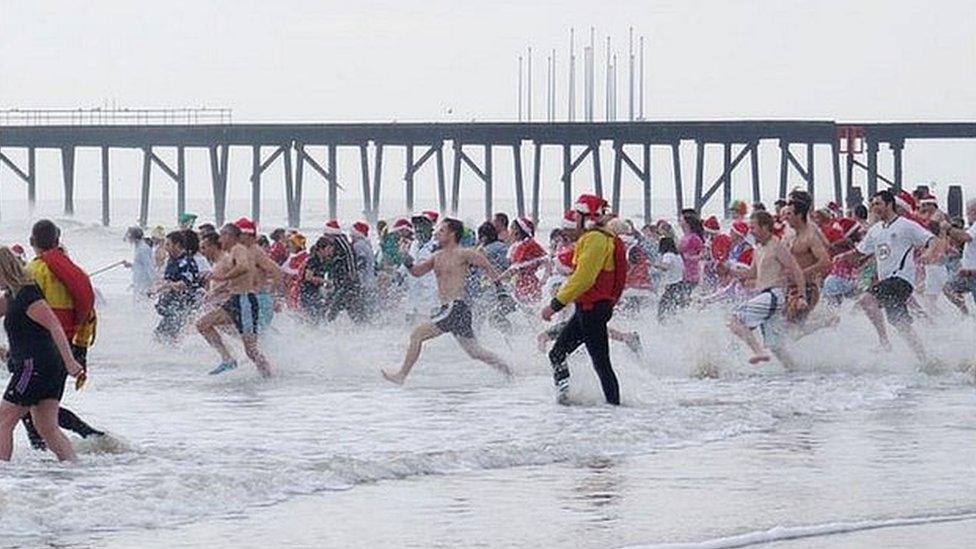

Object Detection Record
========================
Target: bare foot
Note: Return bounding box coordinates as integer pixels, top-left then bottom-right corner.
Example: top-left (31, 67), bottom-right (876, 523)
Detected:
top-left (748, 354), bottom-right (771, 365)
top-left (382, 369), bottom-right (405, 385)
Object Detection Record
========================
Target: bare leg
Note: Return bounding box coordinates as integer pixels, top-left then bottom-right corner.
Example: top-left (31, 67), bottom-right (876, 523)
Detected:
top-left (893, 322), bottom-right (929, 365)
top-left (0, 400), bottom-right (28, 461)
top-left (858, 293), bottom-right (892, 350)
top-left (728, 316), bottom-right (769, 364)
top-left (456, 336), bottom-right (513, 379)
top-left (242, 334), bottom-right (273, 378)
top-left (608, 326), bottom-right (642, 357)
top-left (196, 308), bottom-right (235, 363)
top-left (943, 287), bottom-right (969, 315)
top-left (770, 346), bottom-right (799, 371)
top-left (30, 399), bottom-right (76, 462)
top-left (536, 331), bottom-right (550, 353)
top-left (382, 322), bottom-right (443, 384)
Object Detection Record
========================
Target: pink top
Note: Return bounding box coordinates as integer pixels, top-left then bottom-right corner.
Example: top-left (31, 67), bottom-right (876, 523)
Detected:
top-left (680, 233), bottom-right (704, 284)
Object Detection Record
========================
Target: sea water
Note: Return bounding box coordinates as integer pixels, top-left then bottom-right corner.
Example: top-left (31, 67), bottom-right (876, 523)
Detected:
top-left (0, 216), bottom-right (973, 548)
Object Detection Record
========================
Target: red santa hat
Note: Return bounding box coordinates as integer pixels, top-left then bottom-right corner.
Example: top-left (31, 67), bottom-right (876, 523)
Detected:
top-left (737, 247), bottom-right (754, 266)
top-left (323, 219), bottom-right (343, 236)
top-left (711, 233), bottom-right (733, 263)
top-left (350, 221), bottom-right (370, 239)
top-left (392, 217), bottom-right (414, 234)
top-left (730, 220), bottom-right (750, 237)
top-left (561, 210), bottom-right (578, 229)
top-left (703, 215), bottom-right (721, 234)
top-left (894, 190), bottom-right (916, 213)
top-left (573, 194), bottom-right (608, 216)
top-left (836, 217), bottom-right (860, 239)
top-left (10, 244), bottom-right (25, 257)
top-left (515, 216), bottom-right (535, 237)
top-left (421, 210), bottom-right (439, 223)
top-left (235, 217), bottom-right (257, 235)
top-left (919, 194), bottom-right (938, 207)
top-left (823, 223), bottom-right (844, 244)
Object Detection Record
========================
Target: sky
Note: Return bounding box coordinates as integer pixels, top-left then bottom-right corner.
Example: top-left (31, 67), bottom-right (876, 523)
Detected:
top-left (0, 0), bottom-right (974, 224)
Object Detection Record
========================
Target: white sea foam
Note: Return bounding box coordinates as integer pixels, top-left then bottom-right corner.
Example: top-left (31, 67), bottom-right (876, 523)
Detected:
top-left (628, 511), bottom-right (976, 549)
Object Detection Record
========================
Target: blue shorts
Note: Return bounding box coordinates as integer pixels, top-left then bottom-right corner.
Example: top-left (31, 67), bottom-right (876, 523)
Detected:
top-left (222, 294), bottom-right (262, 335)
top-left (256, 292), bottom-right (274, 331)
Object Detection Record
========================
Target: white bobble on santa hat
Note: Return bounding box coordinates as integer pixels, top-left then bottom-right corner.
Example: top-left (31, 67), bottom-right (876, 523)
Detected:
top-left (323, 219), bottom-right (343, 236)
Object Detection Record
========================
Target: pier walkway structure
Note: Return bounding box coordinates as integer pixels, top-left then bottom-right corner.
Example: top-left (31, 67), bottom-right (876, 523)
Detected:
top-left (0, 114), bottom-right (973, 227)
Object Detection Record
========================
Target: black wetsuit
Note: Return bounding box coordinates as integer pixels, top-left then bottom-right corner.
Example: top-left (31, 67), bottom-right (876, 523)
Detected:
top-left (548, 300), bottom-right (620, 405)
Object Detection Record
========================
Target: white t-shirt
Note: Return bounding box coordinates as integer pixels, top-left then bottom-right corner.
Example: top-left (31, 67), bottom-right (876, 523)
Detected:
top-left (660, 252), bottom-right (684, 286)
top-left (856, 216), bottom-right (933, 288)
top-left (960, 223), bottom-right (976, 270)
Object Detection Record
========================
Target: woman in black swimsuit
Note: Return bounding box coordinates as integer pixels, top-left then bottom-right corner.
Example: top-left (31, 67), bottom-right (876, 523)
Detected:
top-left (0, 247), bottom-right (85, 461)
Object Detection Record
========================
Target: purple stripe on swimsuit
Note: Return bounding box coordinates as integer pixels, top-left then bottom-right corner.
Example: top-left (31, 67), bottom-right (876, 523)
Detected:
top-left (15, 358), bottom-right (34, 394)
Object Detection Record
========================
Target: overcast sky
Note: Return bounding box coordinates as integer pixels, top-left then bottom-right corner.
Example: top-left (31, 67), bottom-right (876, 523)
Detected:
top-left (0, 0), bottom-right (974, 223)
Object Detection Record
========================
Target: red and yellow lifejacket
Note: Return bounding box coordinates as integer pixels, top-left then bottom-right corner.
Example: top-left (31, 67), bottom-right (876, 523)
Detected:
top-left (27, 249), bottom-right (97, 348)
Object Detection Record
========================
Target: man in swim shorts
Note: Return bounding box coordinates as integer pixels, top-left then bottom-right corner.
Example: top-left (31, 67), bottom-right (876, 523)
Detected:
top-left (382, 218), bottom-right (512, 385)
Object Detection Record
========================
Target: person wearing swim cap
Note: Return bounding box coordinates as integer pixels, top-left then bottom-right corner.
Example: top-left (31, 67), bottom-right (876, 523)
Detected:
top-left (541, 194), bottom-right (628, 405)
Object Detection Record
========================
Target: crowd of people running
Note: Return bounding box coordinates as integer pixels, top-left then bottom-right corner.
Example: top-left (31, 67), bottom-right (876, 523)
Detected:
top-left (2, 185), bottom-right (975, 461)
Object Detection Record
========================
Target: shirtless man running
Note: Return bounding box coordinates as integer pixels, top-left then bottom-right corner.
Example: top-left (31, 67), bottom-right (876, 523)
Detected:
top-left (782, 190), bottom-right (831, 328)
top-left (239, 222), bottom-right (282, 331)
top-left (382, 218), bottom-right (512, 384)
top-left (195, 220), bottom-right (274, 377)
top-left (727, 211), bottom-right (808, 368)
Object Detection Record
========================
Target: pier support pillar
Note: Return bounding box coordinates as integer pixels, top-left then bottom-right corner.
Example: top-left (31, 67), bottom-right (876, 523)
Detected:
top-left (484, 144), bottom-right (493, 220)
top-left (451, 142), bottom-right (462, 214)
top-left (722, 142), bottom-right (732, 217)
top-left (693, 141), bottom-right (704, 211)
top-left (562, 145), bottom-right (572, 212)
top-left (101, 147), bottom-right (110, 226)
top-left (806, 142), bottom-right (815, 200)
top-left (512, 143), bottom-right (525, 217)
top-left (176, 146), bottom-right (186, 220)
top-left (831, 140), bottom-right (843, 206)
top-left (778, 141), bottom-right (789, 200)
top-left (358, 144), bottom-right (372, 222)
top-left (140, 147), bottom-right (152, 226)
top-left (61, 146), bottom-right (75, 216)
top-left (866, 139), bottom-right (879, 197)
top-left (372, 143), bottom-right (384, 216)
top-left (327, 145), bottom-right (338, 220)
top-left (531, 142), bottom-right (542, 221)
top-left (435, 144), bottom-right (447, 214)
top-left (209, 144), bottom-right (230, 226)
top-left (642, 143), bottom-right (652, 221)
top-left (251, 145), bottom-right (261, 223)
top-left (27, 147), bottom-right (36, 213)
top-left (405, 145), bottom-right (415, 213)
top-left (671, 141), bottom-right (683, 214)
top-left (750, 141), bottom-right (761, 205)
top-left (592, 143), bottom-right (603, 198)
top-left (891, 140), bottom-right (904, 192)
